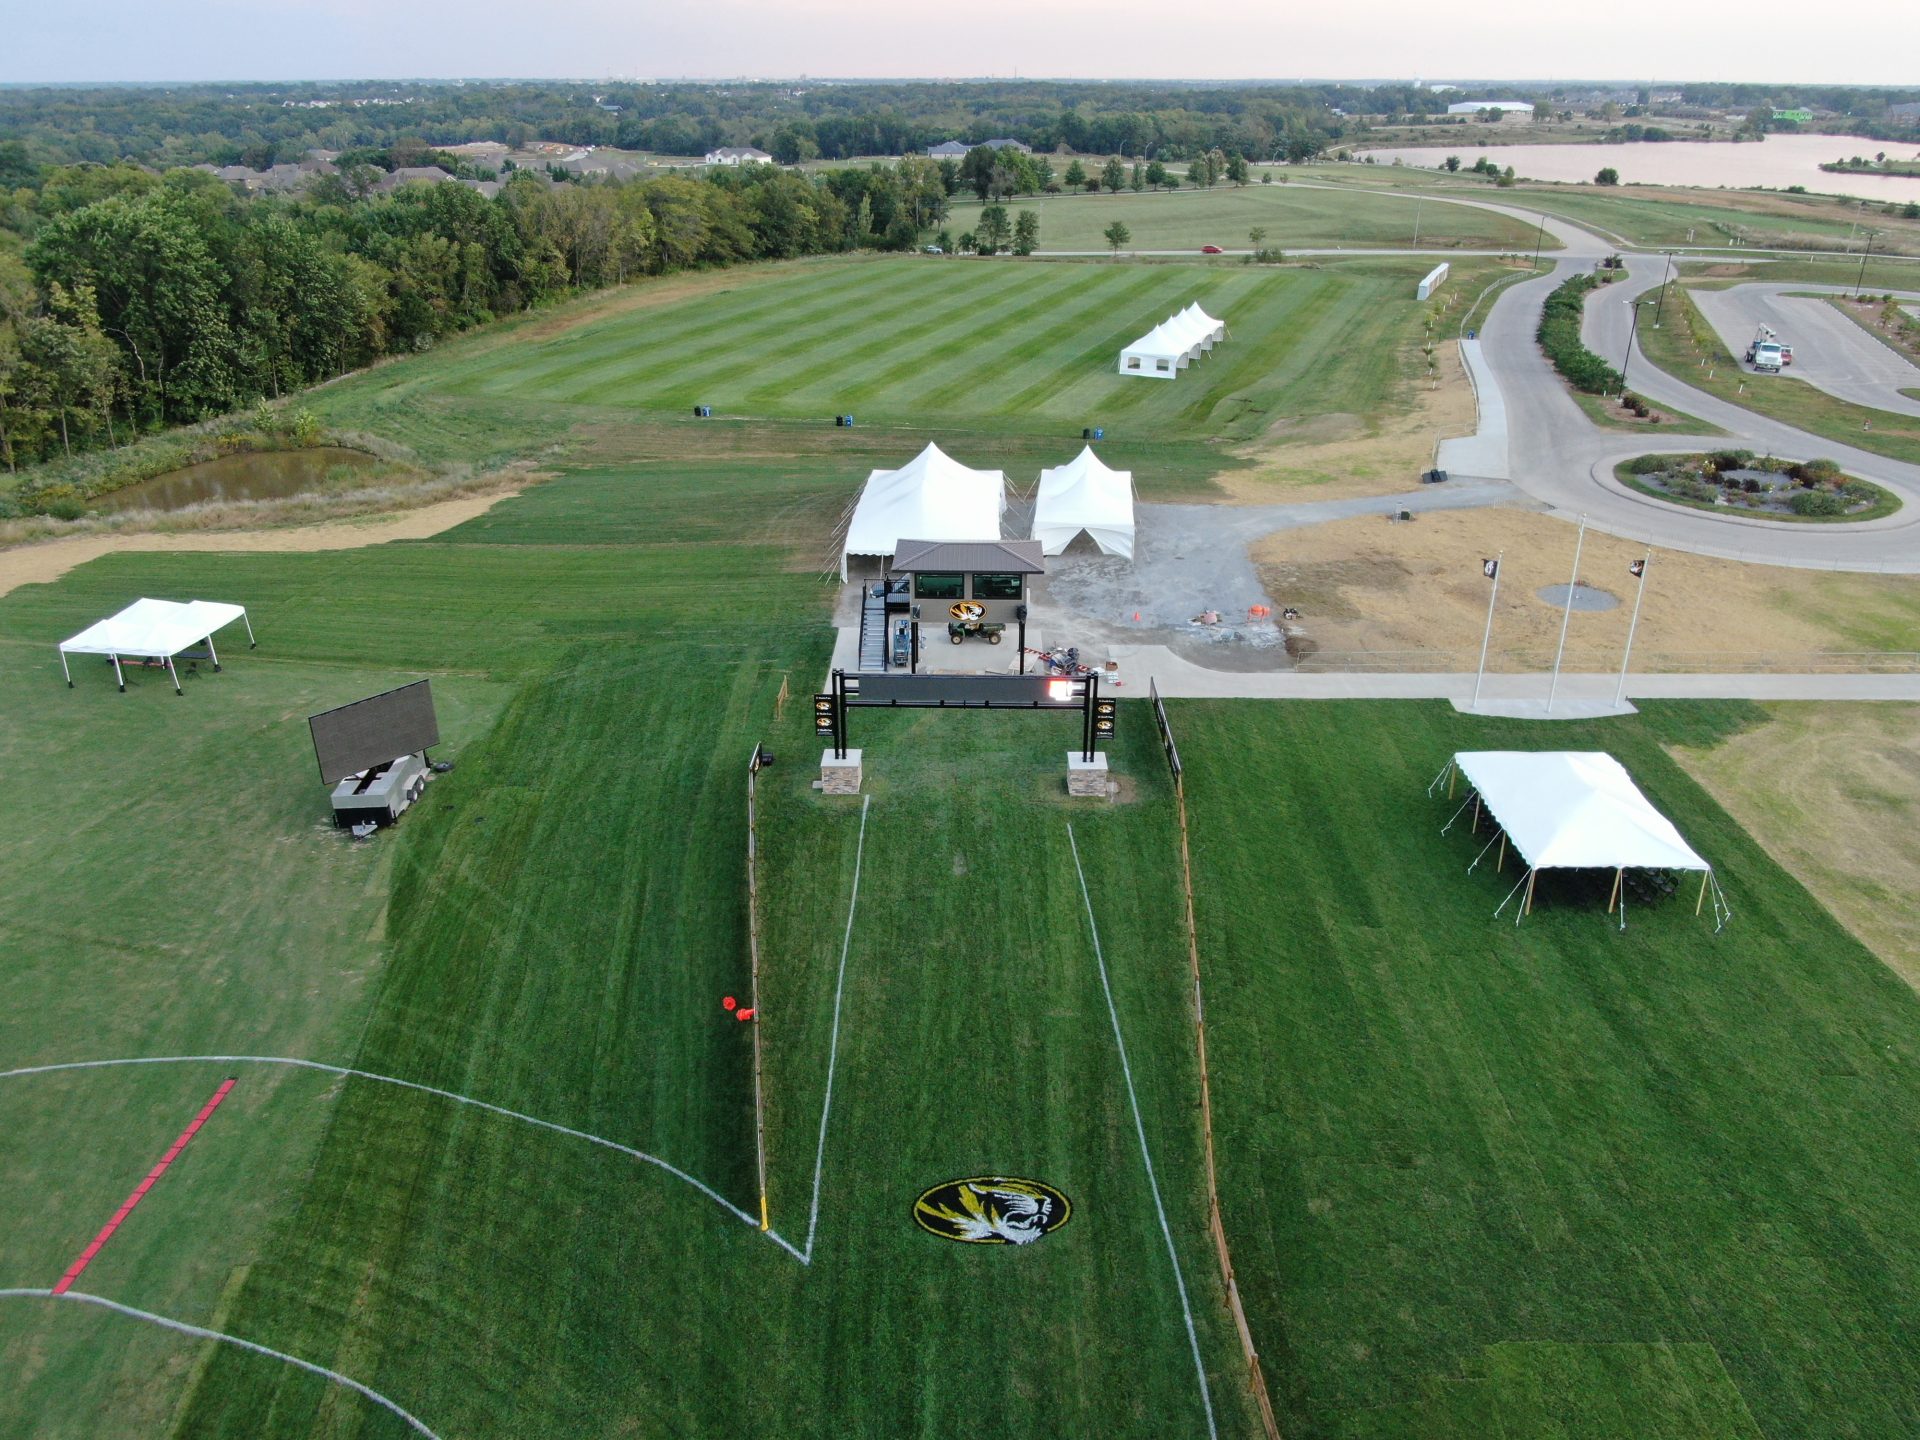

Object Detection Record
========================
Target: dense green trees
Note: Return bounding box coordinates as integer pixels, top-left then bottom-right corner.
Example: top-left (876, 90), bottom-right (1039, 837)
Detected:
top-left (0, 157), bottom-right (950, 471)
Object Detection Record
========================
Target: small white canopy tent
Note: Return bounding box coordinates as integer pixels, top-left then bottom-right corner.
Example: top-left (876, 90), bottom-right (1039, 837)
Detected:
top-left (59, 597), bottom-right (255, 695)
top-left (841, 443), bottom-right (1007, 579)
top-left (1032, 447), bottom-right (1136, 559)
top-left (1432, 751), bottom-right (1729, 927)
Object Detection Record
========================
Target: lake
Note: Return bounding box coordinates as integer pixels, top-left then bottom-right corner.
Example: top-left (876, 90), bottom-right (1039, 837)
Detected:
top-left (1355, 134), bottom-right (1920, 207)
top-left (95, 446), bottom-right (381, 513)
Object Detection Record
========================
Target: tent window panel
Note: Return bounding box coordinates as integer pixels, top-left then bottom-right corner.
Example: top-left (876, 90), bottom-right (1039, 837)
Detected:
top-left (1155, 359), bottom-right (1170, 372)
top-left (913, 572), bottom-right (964, 600)
top-left (972, 573), bottom-right (1023, 600)
top-left (1125, 357), bottom-right (1141, 370)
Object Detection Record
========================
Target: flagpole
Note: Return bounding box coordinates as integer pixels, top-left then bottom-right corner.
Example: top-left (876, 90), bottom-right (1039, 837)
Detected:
top-left (1614, 549), bottom-right (1652, 707)
top-left (1545, 514), bottom-right (1587, 715)
top-left (1471, 549), bottom-right (1503, 711)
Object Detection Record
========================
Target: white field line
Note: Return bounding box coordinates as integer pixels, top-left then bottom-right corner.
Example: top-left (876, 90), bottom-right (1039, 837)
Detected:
top-left (801, 792), bottom-right (871, 1264)
top-left (1067, 824), bottom-right (1218, 1440)
top-left (0, 1054), bottom-right (781, 1245)
top-left (0, 1287), bottom-right (441, 1437)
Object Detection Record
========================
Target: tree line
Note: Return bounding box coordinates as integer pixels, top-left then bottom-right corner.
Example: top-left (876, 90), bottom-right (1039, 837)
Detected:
top-left (0, 154), bottom-right (954, 472)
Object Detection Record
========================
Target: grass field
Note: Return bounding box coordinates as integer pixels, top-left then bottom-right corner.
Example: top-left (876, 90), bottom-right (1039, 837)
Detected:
top-left (943, 183), bottom-right (1547, 254)
top-left (0, 466), bottom-right (1256, 1437)
top-left (7, 236), bottom-right (1920, 1440)
top-left (1178, 699), bottom-right (1920, 1439)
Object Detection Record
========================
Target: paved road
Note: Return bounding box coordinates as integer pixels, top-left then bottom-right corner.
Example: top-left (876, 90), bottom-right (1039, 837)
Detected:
top-left (1689, 283), bottom-right (1920, 418)
top-left (1431, 254), bottom-right (1920, 571)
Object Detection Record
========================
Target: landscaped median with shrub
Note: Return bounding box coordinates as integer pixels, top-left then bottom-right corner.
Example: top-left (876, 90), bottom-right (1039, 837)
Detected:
top-left (1537, 270), bottom-right (1625, 395)
top-left (1615, 449), bottom-right (1901, 522)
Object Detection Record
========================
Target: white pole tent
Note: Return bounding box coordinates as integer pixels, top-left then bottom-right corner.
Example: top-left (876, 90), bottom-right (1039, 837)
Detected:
top-left (58, 597), bottom-right (256, 695)
top-left (1118, 303), bottom-right (1225, 378)
top-left (1429, 750), bottom-right (1730, 929)
top-left (1031, 447), bottom-right (1136, 559)
top-left (840, 443), bottom-right (1007, 579)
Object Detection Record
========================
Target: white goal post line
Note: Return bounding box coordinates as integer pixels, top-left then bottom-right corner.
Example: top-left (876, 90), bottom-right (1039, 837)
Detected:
top-left (0, 1287), bottom-right (441, 1438)
top-left (1068, 823), bottom-right (1219, 1440)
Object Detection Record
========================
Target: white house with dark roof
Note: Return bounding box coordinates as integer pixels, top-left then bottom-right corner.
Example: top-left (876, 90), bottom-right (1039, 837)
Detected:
top-left (928, 138), bottom-right (1033, 158)
top-left (704, 146), bottom-right (773, 166)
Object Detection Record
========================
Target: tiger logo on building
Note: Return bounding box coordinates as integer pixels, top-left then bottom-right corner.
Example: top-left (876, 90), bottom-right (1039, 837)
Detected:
top-left (913, 1176), bottom-right (1072, 1245)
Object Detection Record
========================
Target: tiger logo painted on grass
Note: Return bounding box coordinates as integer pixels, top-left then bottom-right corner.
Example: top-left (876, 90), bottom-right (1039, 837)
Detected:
top-left (913, 1176), bottom-right (1072, 1245)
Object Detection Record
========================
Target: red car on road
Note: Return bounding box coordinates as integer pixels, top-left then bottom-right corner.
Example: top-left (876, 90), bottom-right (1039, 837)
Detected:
top-left (1200, 244), bottom-right (1224, 254)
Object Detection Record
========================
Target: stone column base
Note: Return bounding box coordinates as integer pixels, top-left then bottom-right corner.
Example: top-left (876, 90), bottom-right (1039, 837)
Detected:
top-left (821, 748), bottom-right (864, 794)
top-left (1067, 752), bottom-right (1110, 797)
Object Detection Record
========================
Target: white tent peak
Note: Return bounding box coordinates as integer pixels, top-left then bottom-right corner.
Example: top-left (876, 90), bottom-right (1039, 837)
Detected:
top-left (841, 444), bottom-right (1007, 578)
top-left (1032, 447), bottom-right (1136, 559)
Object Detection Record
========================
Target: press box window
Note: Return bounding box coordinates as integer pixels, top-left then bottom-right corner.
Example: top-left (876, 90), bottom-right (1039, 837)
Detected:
top-left (913, 572), bottom-right (964, 600)
top-left (972, 573), bottom-right (1024, 600)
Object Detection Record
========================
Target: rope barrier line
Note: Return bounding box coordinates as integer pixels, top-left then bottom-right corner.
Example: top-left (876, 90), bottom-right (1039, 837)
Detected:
top-left (52, 1079), bottom-right (236, 1296)
top-left (1167, 754), bottom-right (1284, 1440)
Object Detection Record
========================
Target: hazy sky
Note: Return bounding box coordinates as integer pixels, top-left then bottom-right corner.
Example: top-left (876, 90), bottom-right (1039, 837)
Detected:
top-left (4, 0), bottom-right (1914, 86)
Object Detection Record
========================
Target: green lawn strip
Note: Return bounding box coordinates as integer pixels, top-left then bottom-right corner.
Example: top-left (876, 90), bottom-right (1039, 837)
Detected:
top-left (1613, 460), bottom-right (1902, 523)
top-left (1636, 287), bottom-right (1920, 466)
top-left (1177, 699), bottom-right (1920, 1440)
top-left (945, 182), bottom-right (1544, 253)
top-left (167, 680), bottom-right (1256, 1437)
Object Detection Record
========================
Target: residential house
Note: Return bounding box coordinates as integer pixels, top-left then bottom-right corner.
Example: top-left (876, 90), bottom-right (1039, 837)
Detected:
top-left (704, 146), bottom-right (773, 166)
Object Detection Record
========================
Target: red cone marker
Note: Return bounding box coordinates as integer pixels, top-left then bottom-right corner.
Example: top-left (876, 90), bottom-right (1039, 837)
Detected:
top-left (722, 996), bottom-right (737, 1011)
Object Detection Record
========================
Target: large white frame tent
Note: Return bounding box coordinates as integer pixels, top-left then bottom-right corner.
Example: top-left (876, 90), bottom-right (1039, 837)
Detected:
top-left (59, 597), bottom-right (256, 695)
top-left (1432, 751), bottom-right (1730, 928)
top-left (1117, 302), bottom-right (1227, 379)
top-left (840, 443), bottom-right (1007, 579)
top-left (1031, 447), bottom-right (1136, 559)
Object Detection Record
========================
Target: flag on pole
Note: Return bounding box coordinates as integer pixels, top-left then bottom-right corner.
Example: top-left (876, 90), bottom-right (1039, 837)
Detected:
top-left (1628, 558), bottom-right (1646, 577)
top-left (1482, 558), bottom-right (1499, 579)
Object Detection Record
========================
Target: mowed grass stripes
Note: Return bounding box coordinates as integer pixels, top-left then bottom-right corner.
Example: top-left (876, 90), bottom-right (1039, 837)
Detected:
top-left (438, 257), bottom-right (1433, 442)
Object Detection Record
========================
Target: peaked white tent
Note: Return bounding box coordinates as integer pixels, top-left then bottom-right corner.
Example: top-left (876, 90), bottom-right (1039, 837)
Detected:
top-left (841, 443), bottom-right (1007, 579)
top-left (1032, 447), bottom-right (1136, 559)
top-left (59, 597), bottom-right (256, 694)
top-left (1118, 303), bottom-right (1227, 378)
top-left (1433, 751), bottom-right (1728, 927)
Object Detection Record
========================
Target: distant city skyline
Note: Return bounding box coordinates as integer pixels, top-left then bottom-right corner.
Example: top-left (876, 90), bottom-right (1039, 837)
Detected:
top-left (4, 0), bottom-right (1916, 87)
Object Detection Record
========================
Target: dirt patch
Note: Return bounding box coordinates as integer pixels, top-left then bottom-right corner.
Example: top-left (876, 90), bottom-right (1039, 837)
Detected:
top-left (1670, 704), bottom-right (1920, 986)
top-left (1218, 340), bottom-right (1474, 504)
top-left (1250, 506), bottom-right (1920, 669)
top-left (0, 482), bottom-right (533, 599)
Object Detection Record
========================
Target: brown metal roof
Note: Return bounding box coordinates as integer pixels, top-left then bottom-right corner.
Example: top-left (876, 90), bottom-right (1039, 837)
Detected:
top-left (890, 538), bottom-right (1046, 575)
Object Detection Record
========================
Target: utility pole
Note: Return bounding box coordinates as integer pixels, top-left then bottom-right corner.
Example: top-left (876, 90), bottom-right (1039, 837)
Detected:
top-left (1412, 197), bottom-right (1422, 249)
top-left (1619, 299), bottom-right (1645, 397)
top-left (1651, 250), bottom-right (1674, 328)
top-left (1855, 230), bottom-right (1877, 299)
top-left (1532, 212), bottom-right (1546, 268)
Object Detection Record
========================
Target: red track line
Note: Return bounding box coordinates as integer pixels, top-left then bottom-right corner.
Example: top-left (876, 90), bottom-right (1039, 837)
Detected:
top-left (51, 1079), bottom-right (235, 1296)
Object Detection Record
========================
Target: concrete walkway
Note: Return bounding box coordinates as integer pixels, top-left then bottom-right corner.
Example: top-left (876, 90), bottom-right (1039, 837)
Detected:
top-left (1105, 641), bottom-right (1920, 704)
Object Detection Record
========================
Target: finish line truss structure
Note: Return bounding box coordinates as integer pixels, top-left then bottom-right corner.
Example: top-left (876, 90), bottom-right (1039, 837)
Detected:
top-left (817, 668), bottom-right (1114, 762)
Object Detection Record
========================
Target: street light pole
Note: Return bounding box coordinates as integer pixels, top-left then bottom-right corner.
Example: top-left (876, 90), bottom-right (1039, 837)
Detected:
top-left (1532, 212), bottom-right (1546, 268)
top-left (1651, 250), bottom-right (1674, 328)
top-left (1412, 197), bottom-right (1423, 249)
top-left (1619, 299), bottom-right (1645, 397)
